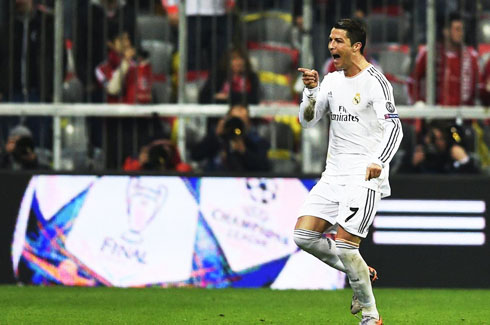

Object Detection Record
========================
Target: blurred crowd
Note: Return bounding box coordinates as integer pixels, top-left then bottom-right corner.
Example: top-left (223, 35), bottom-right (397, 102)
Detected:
top-left (0, 0), bottom-right (489, 175)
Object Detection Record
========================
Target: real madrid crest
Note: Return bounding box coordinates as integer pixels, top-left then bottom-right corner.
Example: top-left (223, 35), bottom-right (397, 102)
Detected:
top-left (353, 93), bottom-right (361, 105)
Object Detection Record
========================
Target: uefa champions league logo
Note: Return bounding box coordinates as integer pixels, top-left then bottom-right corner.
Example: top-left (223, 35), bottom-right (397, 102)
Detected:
top-left (121, 177), bottom-right (168, 244)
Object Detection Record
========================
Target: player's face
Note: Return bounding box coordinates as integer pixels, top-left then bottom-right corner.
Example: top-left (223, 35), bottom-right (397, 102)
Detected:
top-left (328, 28), bottom-right (354, 70)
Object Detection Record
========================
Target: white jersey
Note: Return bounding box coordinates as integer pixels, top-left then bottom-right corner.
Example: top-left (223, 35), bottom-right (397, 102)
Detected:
top-left (299, 65), bottom-right (403, 197)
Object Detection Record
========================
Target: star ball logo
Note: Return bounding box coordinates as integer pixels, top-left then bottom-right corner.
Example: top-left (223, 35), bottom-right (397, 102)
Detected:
top-left (246, 178), bottom-right (278, 204)
top-left (386, 101), bottom-right (395, 113)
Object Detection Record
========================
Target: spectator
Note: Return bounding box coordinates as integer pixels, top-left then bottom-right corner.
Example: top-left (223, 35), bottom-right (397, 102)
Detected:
top-left (162, 0), bottom-right (235, 72)
top-left (479, 59), bottom-right (490, 106)
top-left (199, 47), bottom-right (260, 105)
top-left (401, 123), bottom-right (480, 174)
top-left (238, 0), bottom-right (296, 13)
top-left (191, 104), bottom-right (270, 172)
top-left (102, 112), bottom-right (172, 171)
top-left (95, 32), bottom-right (152, 104)
top-left (409, 12), bottom-right (479, 106)
top-left (0, 0), bottom-right (54, 103)
top-left (75, 0), bottom-right (135, 102)
top-left (94, 32), bottom-right (155, 170)
top-left (123, 139), bottom-right (191, 172)
top-left (0, 125), bottom-right (49, 170)
top-left (0, 0), bottom-right (56, 151)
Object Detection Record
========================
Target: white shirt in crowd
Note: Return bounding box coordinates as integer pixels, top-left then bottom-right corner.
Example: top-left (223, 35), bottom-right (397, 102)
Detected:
top-left (164, 0), bottom-right (227, 16)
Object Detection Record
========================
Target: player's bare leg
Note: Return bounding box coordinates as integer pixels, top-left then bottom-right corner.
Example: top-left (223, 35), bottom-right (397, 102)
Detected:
top-left (336, 226), bottom-right (381, 323)
top-left (293, 216), bottom-right (346, 272)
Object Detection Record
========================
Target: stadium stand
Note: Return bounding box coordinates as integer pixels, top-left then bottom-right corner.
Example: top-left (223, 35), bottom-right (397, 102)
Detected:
top-left (137, 15), bottom-right (174, 103)
top-left (369, 44), bottom-right (412, 105)
top-left (242, 11), bottom-right (298, 103)
top-left (365, 13), bottom-right (410, 44)
top-left (257, 120), bottom-right (299, 173)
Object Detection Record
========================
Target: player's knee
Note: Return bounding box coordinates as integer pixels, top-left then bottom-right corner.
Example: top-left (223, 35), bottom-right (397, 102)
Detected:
top-left (335, 240), bottom-right (359, 260)
top-left (293, 229), bottom-right (320, 251)
top-left (293, 234), bottom-right (309, 251)
top-left (335, 246), bottom-right (349, 260)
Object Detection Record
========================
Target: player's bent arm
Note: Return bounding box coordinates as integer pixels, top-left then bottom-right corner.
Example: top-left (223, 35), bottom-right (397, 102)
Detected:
top-left (369, 79), bottom-right (403, 167)
top-left (371, 117), bottom-right (403, 167)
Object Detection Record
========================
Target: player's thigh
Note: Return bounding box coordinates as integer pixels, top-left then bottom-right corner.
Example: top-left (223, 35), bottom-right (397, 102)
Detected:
top-left (337, 186), bottom-right (381, 239)
top-left (295, 215), bottom-right (332, 232)
top-left (297, 181), bottom-right (339, 230)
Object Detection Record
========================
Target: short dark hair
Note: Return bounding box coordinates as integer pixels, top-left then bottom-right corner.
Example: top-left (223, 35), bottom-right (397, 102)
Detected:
top-left (333, 18), bottom-right (367, 54)
top-left (447, 12), bottom-right (463, 27)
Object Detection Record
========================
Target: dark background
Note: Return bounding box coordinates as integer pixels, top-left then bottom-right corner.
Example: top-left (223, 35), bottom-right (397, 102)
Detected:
top-left (363, 175), bottom-right (490, 288)
top-left (0, 172), bottom-right (31, 284)
top-left (0, 172), bottom-right (489, 287)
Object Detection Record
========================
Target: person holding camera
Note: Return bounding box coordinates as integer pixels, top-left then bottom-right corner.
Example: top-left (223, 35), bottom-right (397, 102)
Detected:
top-left (190, 104), bottom-right (270, 172)
top-left (123, 139), bottom-right (192, 173)
top-left (0, 125), bottom-right (49, 170)
top-left (401, 123), bottom-right (480, 174)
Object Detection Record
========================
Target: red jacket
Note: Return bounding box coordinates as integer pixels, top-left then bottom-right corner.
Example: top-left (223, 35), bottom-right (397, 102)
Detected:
top-left (410, 44), bottom-right (479, 106)
top-left (479, 58), bottom-right (490, 106)
top-left (95, 50), bottom-right (152, 104)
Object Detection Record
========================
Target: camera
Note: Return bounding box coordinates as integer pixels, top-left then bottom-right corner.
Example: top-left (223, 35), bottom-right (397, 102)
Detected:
top-left (142, 142), bottom-right (174, 171)
top-left (222, 117), bottom-right (245, 141)
top-left (12, 136), bottom-right (35, 162)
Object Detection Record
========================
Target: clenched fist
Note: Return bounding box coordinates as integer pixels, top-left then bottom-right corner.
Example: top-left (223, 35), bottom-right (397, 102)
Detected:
top-left (365, 163), bottom-right (382, 180)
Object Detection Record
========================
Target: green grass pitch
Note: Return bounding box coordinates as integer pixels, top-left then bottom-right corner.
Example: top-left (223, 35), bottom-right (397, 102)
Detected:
top-left (1, 286), bottom-right (489, 324)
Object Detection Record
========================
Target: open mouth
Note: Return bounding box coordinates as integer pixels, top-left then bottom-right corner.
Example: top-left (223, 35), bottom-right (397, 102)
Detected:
top-left (332, 54), bottom-right (341, 60)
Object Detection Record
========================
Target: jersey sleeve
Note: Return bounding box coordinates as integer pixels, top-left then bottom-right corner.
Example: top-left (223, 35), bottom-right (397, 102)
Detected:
top-left (298, 76), bottom-right (329, 128)
top-left (370, 78), bottom-right (403, 168)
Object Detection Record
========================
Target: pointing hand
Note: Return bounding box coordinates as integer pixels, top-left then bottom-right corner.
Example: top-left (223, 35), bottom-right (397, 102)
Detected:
top-left (298, 68), bottom-right (319, 89)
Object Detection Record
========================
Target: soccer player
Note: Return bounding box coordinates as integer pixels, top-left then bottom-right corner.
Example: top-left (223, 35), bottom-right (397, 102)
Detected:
top-left (294, 18), bottom-right (403, 325)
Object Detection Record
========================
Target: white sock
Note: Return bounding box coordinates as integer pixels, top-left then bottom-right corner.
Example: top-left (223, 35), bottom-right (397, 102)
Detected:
top-left (336, 239), bottom-right (379, 319)
top-left (293, 229), bottom-right (346, 272)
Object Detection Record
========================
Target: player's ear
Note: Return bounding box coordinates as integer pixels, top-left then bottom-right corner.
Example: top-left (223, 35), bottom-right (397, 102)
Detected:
top-left (352, 42), bottom-right (362, 53)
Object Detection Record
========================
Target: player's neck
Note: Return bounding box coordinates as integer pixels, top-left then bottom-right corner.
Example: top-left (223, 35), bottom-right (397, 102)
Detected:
top-left (344, 55), bottom-right (370, 78)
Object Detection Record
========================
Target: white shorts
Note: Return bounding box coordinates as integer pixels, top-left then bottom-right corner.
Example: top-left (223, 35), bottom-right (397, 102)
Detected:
top-left (298, 181), bottom-right (381, 238)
